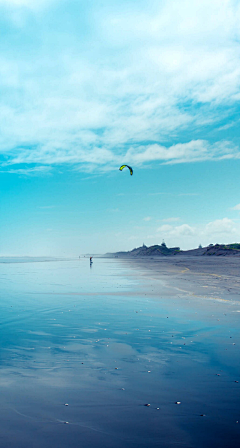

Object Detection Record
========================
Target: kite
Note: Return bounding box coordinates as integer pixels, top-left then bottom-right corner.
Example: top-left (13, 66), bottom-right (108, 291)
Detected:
top-left (119, 165), bottom-right (133, 175)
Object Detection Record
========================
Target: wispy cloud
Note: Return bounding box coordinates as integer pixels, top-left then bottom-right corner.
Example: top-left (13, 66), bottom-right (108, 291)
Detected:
top-left (143, 216), bottom-right (152, 221)
top-left (149, 192), bottom-right (198, 197)
top-left (3, 140), bottom-right (238, 171)
top-left (0, 0), bottom-right (53, 10)
top-left (148, 192), bottom-right (172, 196)
top-left (0, 166), bottom-right (52, 175)
top-left (109, 208), bottom-right (120, 212)
top-left (125, 140), bottom-right (239, 165)
top-left (157, 223), bottom-right (195, 236)
top-left (0, 0), bottom-right (239, 172)
top-left (231, 203), bottom-right (240, 211)
top-left (178, 193), bottom-right (199, 197)
top-left (161, 217), bottom-right (180, 222)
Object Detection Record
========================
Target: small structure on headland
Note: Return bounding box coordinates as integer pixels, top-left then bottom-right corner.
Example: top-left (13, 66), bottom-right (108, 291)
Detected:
top-left (105, 242), bottom-right (240, 258)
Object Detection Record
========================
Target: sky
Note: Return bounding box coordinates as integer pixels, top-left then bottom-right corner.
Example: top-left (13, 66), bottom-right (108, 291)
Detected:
top-left (0, 0), bottom-right (240, 256)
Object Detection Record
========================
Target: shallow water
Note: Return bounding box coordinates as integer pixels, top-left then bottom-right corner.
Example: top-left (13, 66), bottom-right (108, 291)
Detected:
top-left (0, 258), bottom-right (239, 447)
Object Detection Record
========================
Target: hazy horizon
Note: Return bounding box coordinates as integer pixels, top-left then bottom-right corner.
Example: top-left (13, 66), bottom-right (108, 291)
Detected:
top-left (1, 241), bottom-right (240, 258)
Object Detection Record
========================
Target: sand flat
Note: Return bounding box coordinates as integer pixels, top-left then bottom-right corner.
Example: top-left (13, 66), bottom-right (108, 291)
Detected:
top-left (121, 256), bottom-right (240, 302)
top-left (0, 257), bottom-right (239, 447)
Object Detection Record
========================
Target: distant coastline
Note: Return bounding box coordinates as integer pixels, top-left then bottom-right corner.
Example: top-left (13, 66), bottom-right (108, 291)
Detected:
top-left (105, 242), bottom-right (240, 258)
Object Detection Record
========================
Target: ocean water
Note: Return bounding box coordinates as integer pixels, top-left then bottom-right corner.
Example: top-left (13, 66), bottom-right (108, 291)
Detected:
top-left (0, 258), bottom-right (239, 448)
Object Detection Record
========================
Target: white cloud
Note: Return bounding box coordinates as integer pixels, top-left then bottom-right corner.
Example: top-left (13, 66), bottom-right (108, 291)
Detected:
top-left (157, 218), bottom-right (238, 240)
top-left (0, 166), bottom-right (51, 175)
top-left (4, 145), bottom-right (116, 168)
top-left (157, 224), bottom-right (195, 236)
top-left (149, 192), bottom-right (171, 196)
top-left (173, 224), bottom-right (195, 237)
top-left (125, 140), bottom-right (239, 165)
top-left (205, 218), bottom-right (237, 235)
top-left (114, 216), bottom-right (240, 253)
top-left (143, 217), bottom-right (152, 221)
top-left (231, 203), bottom-right (240, 211)
top-left (178, 193), bottom-right (199, 197)
top-left (153, 217), bottom-right (240, 250)
top-left (157, 224), bottom-right (173, 232)
top-left (0, 0), bottom-right (51, 9)
top-left (161, 217), bottom-right (180, 222)
top-left (0, 0), bottom-right (239, 171)
top-left (3, 138), bottom-right (238, 170)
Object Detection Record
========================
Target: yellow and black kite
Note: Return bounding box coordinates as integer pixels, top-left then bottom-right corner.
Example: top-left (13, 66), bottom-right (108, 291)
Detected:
top-left (119, 165), bottom-right (133, 176)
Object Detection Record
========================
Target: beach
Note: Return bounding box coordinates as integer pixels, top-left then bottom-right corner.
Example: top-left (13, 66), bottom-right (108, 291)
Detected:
top-left (0, 256), bottom-right (239, 447)
top-left (122, 255), bottom-right (240, 302)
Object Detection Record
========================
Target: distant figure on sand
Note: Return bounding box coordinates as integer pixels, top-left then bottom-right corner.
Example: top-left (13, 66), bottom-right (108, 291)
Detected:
top-left (90, 257), bottom-right (93, 263)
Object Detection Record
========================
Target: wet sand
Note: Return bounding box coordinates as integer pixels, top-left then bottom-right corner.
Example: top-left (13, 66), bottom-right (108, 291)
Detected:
top-left (121, 256), bottom-right (240, 302)
top-left (0, 257), bottom-right (239, 447)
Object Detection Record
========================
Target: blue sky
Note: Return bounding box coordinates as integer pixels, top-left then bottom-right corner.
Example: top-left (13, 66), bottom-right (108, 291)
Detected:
top-left (0, 0), bottom-right (240, 256)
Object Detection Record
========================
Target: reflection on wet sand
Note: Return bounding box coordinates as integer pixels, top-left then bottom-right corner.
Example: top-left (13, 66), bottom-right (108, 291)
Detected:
top-left (0, 258), bottom-right (239, 448)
